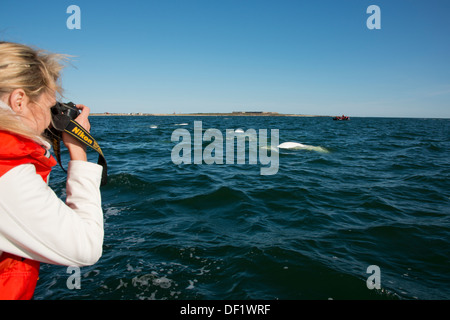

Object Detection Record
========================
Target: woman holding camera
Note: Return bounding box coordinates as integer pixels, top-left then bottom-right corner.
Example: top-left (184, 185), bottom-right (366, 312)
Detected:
top-left (0, 42), bottom-right (104, 299)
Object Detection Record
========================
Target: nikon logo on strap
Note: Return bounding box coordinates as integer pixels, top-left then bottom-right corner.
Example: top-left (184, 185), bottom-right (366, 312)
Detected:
top-left (45, 102), bottom-right (108, 186)
top-left (67, 121), bottom-right (104, 157)
top-left (71, 126), bottom-right (93, 145)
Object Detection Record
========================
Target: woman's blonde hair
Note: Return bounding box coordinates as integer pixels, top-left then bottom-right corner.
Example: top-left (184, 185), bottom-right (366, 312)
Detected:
top-left (0, 41), bottom-right (67, 141)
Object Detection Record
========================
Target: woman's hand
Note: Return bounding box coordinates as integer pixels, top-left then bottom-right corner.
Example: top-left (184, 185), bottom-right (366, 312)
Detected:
top-left (62, 104), bottom-right (90, 161)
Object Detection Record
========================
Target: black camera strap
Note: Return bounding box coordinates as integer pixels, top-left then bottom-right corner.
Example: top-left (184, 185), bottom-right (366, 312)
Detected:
top-left (46, 119), bottom-right (108, 186)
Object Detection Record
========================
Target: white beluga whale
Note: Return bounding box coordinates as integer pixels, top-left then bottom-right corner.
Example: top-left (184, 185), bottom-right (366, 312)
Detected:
top-left (278, 142), bottom-right (329, 153)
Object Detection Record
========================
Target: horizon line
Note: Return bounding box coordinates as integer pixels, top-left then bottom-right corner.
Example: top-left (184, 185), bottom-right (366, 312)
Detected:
top-left (89, 112), bottom-right (450, 119)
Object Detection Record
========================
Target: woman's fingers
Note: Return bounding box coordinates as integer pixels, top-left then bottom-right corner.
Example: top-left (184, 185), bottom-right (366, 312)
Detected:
top-left (74, 104), bottom-right (91, 132)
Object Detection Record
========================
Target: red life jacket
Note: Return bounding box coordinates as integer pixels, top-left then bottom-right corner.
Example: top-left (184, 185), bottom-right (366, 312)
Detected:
top-left (0, 130), bottom-right (56, 300)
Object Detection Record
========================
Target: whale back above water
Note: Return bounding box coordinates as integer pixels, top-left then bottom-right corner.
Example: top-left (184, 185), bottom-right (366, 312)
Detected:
top-left (278, 142), bottom-right (329, 153)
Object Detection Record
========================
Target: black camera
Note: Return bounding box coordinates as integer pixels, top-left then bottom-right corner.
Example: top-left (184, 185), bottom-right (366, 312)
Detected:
top-left (50, 102), bottom-right (80, 131)
top-left (46, 101), bottom-right (108, 186)
top-left (51, 102), bottom-right (80, 121)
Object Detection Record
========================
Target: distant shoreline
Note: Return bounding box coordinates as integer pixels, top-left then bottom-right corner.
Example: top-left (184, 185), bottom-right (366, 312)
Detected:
top-left (90, 112), bottom-right (329, 117)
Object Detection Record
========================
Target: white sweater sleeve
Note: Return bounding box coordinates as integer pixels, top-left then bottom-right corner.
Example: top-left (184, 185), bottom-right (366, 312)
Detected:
top-left (0, 161), bottom-right (104, 266)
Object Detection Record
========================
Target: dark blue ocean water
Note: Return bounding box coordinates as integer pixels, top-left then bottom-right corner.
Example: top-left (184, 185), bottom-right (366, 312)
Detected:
top-left (34, 116), bottom-right (449, 300)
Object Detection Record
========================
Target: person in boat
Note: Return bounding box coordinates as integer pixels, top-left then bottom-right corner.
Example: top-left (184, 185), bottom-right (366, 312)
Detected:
top-left (0, 42), bottom-right (104, 299)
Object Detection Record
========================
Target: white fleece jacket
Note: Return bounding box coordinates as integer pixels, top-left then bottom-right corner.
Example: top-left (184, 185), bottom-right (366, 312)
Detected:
top-left (0, 160), bottom-right (104, 266)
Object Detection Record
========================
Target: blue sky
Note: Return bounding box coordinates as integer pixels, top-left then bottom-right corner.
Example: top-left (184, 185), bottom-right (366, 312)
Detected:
top-left (1, 0), bottom-right (449, 117)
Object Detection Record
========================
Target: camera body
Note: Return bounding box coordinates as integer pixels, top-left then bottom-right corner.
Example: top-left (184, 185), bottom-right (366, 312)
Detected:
top-left (50, 102), bottom-right (80, 131)
top-left (51, 102), bottom-right (80, 121)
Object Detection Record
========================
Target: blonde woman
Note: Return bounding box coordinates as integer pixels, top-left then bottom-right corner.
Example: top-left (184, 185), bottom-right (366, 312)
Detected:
top-left (0, 42), bottom-right (104, 299)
